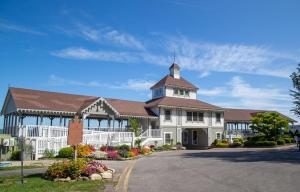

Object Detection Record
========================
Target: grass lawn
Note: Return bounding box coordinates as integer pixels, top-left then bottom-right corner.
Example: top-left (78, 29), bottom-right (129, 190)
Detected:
top-left (0, 165), bottom-right (46, 171)
top-left (0, 174), bottom-right (109, 192)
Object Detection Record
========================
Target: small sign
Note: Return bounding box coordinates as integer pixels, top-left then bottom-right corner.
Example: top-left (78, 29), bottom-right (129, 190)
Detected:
top-left (67, 116), bottom-right (83, 146)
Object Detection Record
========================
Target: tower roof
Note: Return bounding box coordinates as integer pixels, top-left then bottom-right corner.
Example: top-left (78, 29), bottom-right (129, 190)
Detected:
top-left (150, 75), bottom-right (198, 91)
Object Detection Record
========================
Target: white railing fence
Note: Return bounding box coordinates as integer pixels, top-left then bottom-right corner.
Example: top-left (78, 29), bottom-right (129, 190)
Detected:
top-left (18, 125), bottom-right (135, 159)
top-left (141, 129), bottom-right (162, 138)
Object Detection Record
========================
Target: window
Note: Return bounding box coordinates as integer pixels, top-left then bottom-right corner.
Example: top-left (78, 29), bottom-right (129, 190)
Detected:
top-left (192, 112), bottom-right (198, 121)
top-left (198, 112), bottom-right (204, 122)
top-left (185, 90), bottom-right (190, 96)
top-left (165, 110), bottom-right (171, 121)
top-left (216, 132), bottom-right (221, 140)
top-left (164, 133), bottom-right (172, 144)
top-left (187, 112), bottom-right (193, 121)
top-left (180, 89), bottom-right (184, 95)
top-left (187, 111), bottom-right (204, 122)
top-left (174, 89), bottom-right (179, 95)
top-left (216, 113), bottom-right (221, 123)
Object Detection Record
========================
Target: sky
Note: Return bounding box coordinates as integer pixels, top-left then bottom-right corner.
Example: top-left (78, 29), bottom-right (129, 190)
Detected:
top-left (0, 0), bottom-right (300, 127)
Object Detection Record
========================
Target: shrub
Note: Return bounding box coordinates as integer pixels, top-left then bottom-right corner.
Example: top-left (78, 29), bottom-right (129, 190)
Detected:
top-left (215, 142), bottom-right (229, 148)
top-left (127, 151), bottom-right (135, 157)
top-left (45, 159), bottom-right (86, 179)
top-left (81, 160), bottom-right (108, 176)
top-left (233, 138), bottom-right (243, 143)
top-left (162, 144), bottom-right (172, 150)
top-left (100, 145), bottom-right (115, 152)
top-left (276, 139), bottom-right (286, 145)
top-left (245, 140), bottom-right (277, 147)
top-left (256, 141), bottom-right (277, 146)
top-left (107, 150), bottom-right (118, 159)
top-left (212, 139), bottom-right (218, 146)
top-left (118, 149), bottom-right (129, 158)
top-left (230, 142), bottom-right (242, 147)
top-left (248, 135), bottom-right (268, 142)
top-left (58, 147), bottom-right (74, 158)
top-left (283, 138), bottom-right (292, 143)
top-left (135, 138), bottom-right (142, 148)
top-left (221, 139), bottom-right (229, 144)
top-left (77, 144), bottom-right (95, 157)
top-left (10, 150), bottom-right (21, 160)
top-left (43, 149), bottom-right (55, 159)
top-left (118, 144), bottom-right (130, 151)
top-left (131, 148), bottom-right (139, 156)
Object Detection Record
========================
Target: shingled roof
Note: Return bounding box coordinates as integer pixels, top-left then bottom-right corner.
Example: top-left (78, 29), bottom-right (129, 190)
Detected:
top-left (224, 108), bottom-right (296, 123)
top-left (3, 87), bottom-right (157, 118)
top-left (150, 75), bottom-right (198, 91)
top-left (146, 96), bottom-right (223, 110)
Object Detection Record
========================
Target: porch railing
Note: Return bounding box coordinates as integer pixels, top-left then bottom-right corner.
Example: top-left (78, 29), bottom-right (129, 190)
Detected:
top-left (141, 129), bottom-right (162, 138)
top-left (18, 125), bottom-right (134, 159)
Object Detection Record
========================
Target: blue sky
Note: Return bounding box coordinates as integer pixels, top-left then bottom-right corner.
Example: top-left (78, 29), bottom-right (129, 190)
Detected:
top-left (1, 0), bottom-right (300, 127)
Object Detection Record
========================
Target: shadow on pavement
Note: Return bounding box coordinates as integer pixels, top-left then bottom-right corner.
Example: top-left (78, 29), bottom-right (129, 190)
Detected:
top-left (182, 148), bottom-right (300, 164)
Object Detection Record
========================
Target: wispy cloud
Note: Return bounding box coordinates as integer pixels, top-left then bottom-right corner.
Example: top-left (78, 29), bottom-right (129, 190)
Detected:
top-left (198, 87), bottom-right (225, 96)
top-left (48, 75), bottom-right (153, 91)
top-left (51, 47), bottom-right (139, 63)
top-left (58, 23), bottom-right (145, 50)
top-left (51, 33), bottom-right (298, 78)
top-left (207, 76), bottom-right (293, 118)
top-left (0, 21), bottom-right (45, 36)
top-left (168, 37), bottom-right (297, 78)
top-left (111, 79), bottom-right (154, 91)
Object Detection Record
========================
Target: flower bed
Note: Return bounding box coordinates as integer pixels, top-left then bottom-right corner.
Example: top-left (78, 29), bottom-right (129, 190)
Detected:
top-left (45, 159), bottom-right (113, 182)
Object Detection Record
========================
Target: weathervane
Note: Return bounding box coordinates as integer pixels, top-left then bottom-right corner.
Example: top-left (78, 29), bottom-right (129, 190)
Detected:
top-left (172, 49), bottom-right (176, 63)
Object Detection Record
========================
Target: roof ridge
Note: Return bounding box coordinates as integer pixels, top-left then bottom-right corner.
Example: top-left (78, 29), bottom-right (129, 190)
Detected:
top-left (10, 87), bottom-right (99, 98)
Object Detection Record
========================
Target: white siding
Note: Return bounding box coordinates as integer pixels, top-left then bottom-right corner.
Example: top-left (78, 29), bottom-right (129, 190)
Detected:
top-left (165, 87), bottom-right (197, 100)
top-left (159, 107), bottom-right (224, 129)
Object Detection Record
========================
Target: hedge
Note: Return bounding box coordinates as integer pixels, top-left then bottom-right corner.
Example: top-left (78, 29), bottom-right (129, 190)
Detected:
top-left (58, 147), bottom-right (74, 158)
top-left (215, 142), bottom-right (229, 148)
top-left (276, 139), bottom-right (286, 145)
top-left (244, 140), bottom-right (276, 147)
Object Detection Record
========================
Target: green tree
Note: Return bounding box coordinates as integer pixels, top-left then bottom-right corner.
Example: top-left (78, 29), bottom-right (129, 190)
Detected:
top-left (290, 63), bottom-right (300, 117)
top-left (250, 112), bottom-right (288, 139)
top-left (128, 118), bottom-right (141, 137)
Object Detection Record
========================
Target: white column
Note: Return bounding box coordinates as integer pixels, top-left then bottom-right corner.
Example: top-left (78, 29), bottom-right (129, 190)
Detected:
top-left (148, 119), bottom-right (152, 137)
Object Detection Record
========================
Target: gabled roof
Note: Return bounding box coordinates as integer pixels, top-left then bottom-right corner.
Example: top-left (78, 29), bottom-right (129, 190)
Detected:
top-left (224, 108), bottom-right (297, 123)
top-left (3, 87), bottom-right (157, 118)
top-left (8, 87), bottom-right (98, 113)
top-left (150, 75), bottom-right (198, 91)
top-left (146, 96), bottom-right (223, 111)
top-left (106, 98), bottom-right (156, 117)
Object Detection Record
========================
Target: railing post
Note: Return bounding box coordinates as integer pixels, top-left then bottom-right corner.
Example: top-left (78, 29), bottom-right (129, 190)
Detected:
top-left (35, 139), bottom-right (39, 160)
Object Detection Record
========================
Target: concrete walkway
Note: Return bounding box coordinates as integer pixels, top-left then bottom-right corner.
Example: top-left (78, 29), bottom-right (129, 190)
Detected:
top-left (128, 146), bottom-right (300, 192)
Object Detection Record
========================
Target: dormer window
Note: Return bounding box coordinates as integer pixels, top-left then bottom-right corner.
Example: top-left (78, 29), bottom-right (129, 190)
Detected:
top-left (180, 89), bottom-right (184, 95)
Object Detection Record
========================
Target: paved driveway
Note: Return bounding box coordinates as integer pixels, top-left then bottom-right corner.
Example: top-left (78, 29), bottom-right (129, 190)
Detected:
top-left (129, 146), bottom-right (300, 192)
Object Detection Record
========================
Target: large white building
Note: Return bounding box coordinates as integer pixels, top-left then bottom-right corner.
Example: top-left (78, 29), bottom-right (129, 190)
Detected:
top-left (0, 63), bottom-right (296, 158)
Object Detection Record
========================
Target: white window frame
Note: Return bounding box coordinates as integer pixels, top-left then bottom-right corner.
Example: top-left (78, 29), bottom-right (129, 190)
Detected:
top-left (164, 132), bottom-right (173, 145)
top-left (164, 109), bottom-right (171, 121)
top-left (182, 130), bottom-right (188, 145)
top-left (192, 130), bottom-right (198, 145)
top-left (216, 132), bottom-right (222, 140)
top-left (216, 113), bottom-right (221, 123)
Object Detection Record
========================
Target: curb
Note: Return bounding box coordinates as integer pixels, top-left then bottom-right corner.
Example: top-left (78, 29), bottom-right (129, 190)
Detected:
top-left (115, 160), bottom-right (137, 192)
